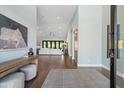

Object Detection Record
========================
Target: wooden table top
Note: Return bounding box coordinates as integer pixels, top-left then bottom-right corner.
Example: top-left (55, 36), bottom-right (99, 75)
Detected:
top-left (0, 55), bottom-right (38, 78)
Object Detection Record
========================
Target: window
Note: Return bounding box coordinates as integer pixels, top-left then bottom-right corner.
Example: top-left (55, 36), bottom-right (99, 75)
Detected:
top-left (42, 40), bottom-right (64, 49)
top-left (60, 42), bottom-right (64, 49)
top-left (47, 41), bottom-right (51, 48)
top-left (56, 42), bottom-right (59, 48)
top-left (43, 42), bottom-right (46, 48)
top-left (52, 41), bottom-right (55, 48)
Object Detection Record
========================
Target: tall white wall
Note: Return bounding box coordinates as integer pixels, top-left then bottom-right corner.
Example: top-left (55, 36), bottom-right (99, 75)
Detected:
top-left (0, 5), bottom-right (37, 63)
top-left (78, 5), bottom-right (102, 66)
top-left (102, 5), bottom-right (110, 68)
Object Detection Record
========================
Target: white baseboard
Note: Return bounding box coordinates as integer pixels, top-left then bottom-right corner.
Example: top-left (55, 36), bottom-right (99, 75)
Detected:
top-left (78, 64), bottom-right (124, 78)
top-left (78, 64), bottom-right (102, 67)
top-left (102, 65), bottom-right (124, 79)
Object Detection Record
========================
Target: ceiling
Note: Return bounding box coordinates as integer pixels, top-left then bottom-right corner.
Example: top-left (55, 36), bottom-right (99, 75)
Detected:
top-left (37, 5), bottom-right (77, 43)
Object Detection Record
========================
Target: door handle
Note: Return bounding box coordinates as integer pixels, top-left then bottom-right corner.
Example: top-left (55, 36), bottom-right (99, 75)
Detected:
top-left (107, 25), bottom-right (110, 58)
top-left (117, 24), bottom-right (120, 59)
top-left (107, 24), bottom-right (120, 59)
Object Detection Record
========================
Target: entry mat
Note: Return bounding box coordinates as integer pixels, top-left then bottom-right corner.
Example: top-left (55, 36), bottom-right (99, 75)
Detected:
top-left (42, 69), bottom-right (111, 88)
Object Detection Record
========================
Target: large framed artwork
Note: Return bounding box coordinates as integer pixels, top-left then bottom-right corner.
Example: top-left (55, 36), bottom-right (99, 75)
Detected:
top-left (0, 14), bottom-right (28, 50)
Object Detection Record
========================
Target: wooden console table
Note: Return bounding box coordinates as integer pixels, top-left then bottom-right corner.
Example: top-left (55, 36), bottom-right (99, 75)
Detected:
top-left (0, 56), bottom-right (38, 78)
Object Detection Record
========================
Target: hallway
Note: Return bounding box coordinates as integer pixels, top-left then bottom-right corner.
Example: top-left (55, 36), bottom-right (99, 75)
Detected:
top-left (0, 5), bottom-right (124, 88)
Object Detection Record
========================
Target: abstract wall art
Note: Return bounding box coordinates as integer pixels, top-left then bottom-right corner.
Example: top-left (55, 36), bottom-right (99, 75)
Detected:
top-left (0, 14), bottom-right (28, 50)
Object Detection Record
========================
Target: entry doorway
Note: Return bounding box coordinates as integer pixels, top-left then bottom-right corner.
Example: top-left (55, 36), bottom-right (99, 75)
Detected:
top-left (73, 29), bottom-right (78, 63)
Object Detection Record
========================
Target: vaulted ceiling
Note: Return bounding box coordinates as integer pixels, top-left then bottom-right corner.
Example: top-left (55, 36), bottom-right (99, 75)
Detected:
top-left (37, 5), bottom-right (77, 43)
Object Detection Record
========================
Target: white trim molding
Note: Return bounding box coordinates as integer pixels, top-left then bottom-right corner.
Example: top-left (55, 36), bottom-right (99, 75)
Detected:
top-left (78, 64), bottom-right (124, 79)
top-left (78, 64), bottom-right (102, 67)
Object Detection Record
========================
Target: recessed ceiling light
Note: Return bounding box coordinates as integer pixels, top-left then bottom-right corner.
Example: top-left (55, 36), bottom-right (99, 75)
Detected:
top-left (58, 26), bottom-right (62, 29)
top-left (57, 16), bottom-right (60, 20)
top-left (40, 31), bottom-right (42, 33)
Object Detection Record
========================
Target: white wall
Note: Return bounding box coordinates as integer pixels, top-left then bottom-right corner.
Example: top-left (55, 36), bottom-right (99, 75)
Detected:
top-left (0, 5), bottom-right (37, 63)
top-left (78, 5), bottom-right (102, 66)
top-left (102, 5), bottom-right (110, 68)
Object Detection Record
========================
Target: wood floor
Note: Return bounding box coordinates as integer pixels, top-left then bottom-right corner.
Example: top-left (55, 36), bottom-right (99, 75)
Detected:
top-left (25, 55), bottom-right (124, 88)
top-left (25, 55), bottom-right (77, 88)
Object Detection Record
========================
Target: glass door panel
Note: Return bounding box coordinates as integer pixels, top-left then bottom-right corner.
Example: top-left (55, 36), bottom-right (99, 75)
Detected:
top-left (116, 5), bottom-right (124, 87)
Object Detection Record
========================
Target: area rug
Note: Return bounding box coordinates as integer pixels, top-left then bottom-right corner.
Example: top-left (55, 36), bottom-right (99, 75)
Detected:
top-left (42, 69), bottom-right (110, 88)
